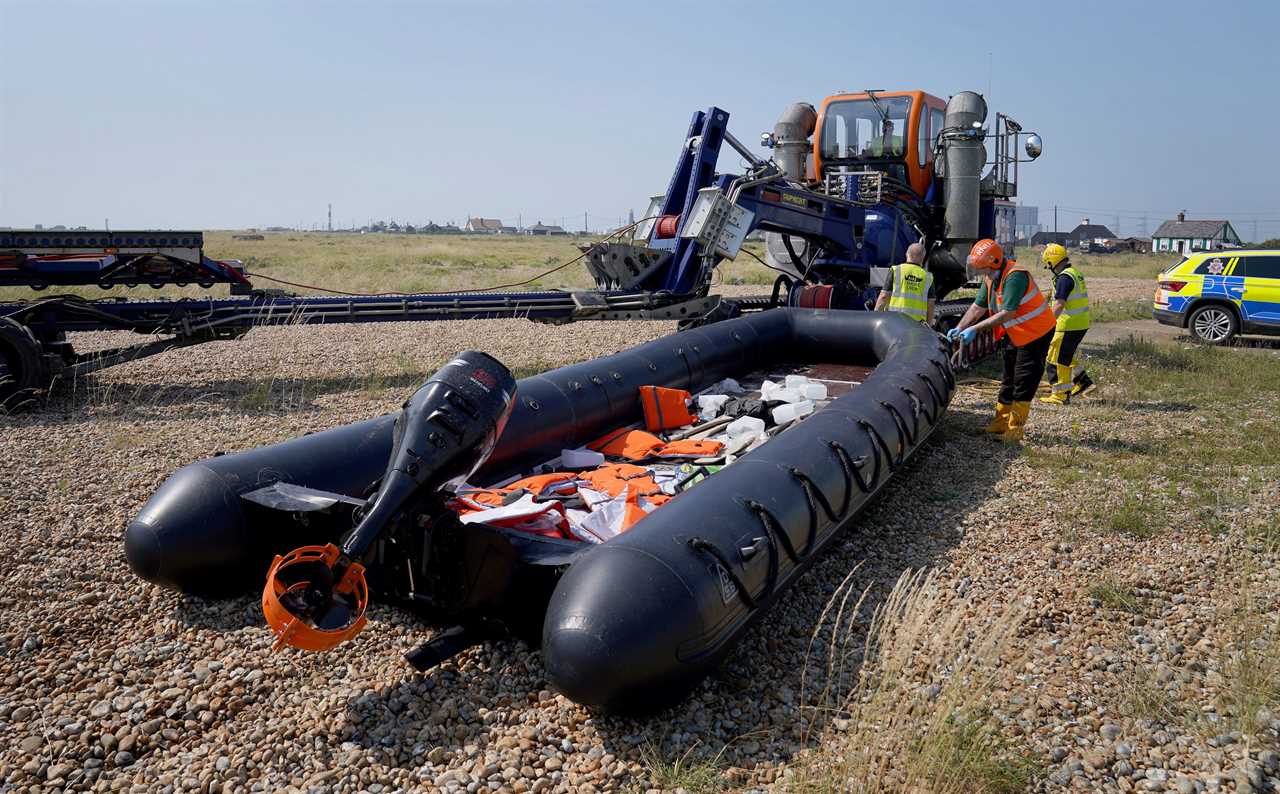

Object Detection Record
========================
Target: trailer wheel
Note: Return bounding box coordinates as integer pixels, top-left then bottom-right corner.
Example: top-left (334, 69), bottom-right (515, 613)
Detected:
top-left (0, 319), bottom-right (48, 412)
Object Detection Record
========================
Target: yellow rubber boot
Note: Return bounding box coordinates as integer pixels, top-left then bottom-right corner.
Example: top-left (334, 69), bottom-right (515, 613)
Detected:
top-left (1002, 401), bottom-right (1031, 442)
top-left (983, 403), bottom-right (1012, 433)
top-left (1040, 364), bottom-right (1073, 405)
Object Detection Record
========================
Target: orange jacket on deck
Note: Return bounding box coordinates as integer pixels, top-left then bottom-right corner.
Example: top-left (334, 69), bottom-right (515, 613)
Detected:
top-left (639, 386), bottom-right (698, 432)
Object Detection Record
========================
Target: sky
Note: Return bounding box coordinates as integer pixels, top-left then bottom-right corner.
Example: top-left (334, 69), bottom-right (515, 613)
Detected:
top-left (2, 0), bottom-right (1279, 239)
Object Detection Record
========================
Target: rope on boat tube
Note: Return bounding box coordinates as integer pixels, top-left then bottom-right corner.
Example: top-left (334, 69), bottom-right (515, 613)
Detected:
top-left (860, 418), bottom-right (898, 473)
top-left (828, 441), bottom-right (872, 499)
top-left (879, 399), bottom-right (916, 448)
top-left (901, 385), bottom-right (934, 425)
top-left (687, 537), bottom-right (765, 611)
top-left (746, 501), bottom-right (801, 566)
top-left (784, 467), bottom-right (836, 556)
top-left (916, 374), bottom-right (945, 421)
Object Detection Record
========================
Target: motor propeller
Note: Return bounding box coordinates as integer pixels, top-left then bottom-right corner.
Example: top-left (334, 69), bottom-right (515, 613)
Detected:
top-left (263, 351), bottom-right (517, 652)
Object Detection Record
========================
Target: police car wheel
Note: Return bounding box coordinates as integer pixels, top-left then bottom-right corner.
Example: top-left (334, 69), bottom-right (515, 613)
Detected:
top-left (1188, 305), bottom-right (1237, 345)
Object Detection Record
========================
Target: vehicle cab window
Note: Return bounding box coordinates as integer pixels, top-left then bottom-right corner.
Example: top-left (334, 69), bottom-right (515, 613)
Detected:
top-left (1237, 256), bottom-right (1280, 279)
top-left (820, 96), bottom-right (912, 160)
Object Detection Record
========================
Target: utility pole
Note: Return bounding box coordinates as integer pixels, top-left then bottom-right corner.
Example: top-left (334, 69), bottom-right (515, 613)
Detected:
top-left (1114, 213), bottom-right (1121, 237)
top-left (518, 213), bottom-right (522, 232)
top-left (1054, 205), bottom-right (1058, 234)
top-left (1254, 220), bottom-right (1259, 243)
top-left (327, 204), bottom-right (332, 232)
top-left (584, 211), bottom-right (589, 234)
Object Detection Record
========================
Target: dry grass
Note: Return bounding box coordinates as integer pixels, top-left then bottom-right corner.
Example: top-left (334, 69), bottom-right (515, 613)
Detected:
top-left (637, 741), bottom-right (727, 793)
top-left (1209, 530), bottom-right (1280, 740)
top-left (791, 569), bottom-right (1039, 793)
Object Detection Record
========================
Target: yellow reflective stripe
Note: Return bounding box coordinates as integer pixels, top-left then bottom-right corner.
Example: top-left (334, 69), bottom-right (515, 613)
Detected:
top-left (1003, 300), bottom-right (1049, 328)
top-left (1052, 381), bottom-right (1074, 393)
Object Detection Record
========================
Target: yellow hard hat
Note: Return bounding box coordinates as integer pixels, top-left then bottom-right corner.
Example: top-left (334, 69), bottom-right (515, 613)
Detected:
top-left (1041, 243), bottom-right (1069, 268)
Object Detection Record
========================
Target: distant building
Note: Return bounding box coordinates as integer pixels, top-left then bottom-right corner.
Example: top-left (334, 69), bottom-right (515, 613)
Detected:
top-left (497, 226), bottom-right (519, 235)
top-left (1151, 212), bottom-right (1242, 255)
top-left (465, 217), bottom-right (505, 234)
top-left (1030, 231), bottom-right (1070, 247)
top-left (1066, 218), bottom-right (1117, 248)
top-left (420, 222), bottom-right (463, 235)
top-left (524, 222), bottom-right (568, 236)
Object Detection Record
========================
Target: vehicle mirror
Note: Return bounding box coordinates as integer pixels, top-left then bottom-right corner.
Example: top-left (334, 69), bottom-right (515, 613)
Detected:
top-left (1024, 134), bottom-right (1043, 159)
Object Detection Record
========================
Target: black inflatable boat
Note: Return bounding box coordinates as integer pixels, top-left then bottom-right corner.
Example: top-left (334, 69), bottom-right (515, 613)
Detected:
top-left (125, 308), bottom-right (954, 712)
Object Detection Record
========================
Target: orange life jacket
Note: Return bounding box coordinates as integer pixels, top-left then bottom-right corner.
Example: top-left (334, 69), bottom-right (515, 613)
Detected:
top-left (620, 489), bottom-right (671, 531)
top-left (988, 260), bottom-right (1055, 346)
top-left (588, 428), bottom-right (665, 459)
top-left (639, 385), bottom-right (698, 431)
top-left (579, 463), bottom-right (661, 497)
top-left (587, 428), bottom-right (725, 461)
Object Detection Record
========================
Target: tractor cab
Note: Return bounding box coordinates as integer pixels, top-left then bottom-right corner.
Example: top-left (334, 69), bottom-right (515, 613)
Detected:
top-left (812, 90), bottom-right (946, 199)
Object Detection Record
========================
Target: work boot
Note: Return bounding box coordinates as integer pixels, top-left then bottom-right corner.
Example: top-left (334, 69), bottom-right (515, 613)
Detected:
top-left (1071, 373), bottom-right (1095, 398)
top-left (1041, 362), bottom-right (1073, 405)
top-left (983, 402), bottom-right (1012, 434)
top-left (1002, 401), bottom-right (1031, 442)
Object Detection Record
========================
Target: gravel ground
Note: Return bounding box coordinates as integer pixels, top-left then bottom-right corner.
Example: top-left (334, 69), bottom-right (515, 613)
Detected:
top-left (2, 300), bottom-right (1277, 793)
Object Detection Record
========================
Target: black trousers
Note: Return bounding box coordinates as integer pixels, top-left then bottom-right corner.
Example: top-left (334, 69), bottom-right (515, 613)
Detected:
top-left (999, 328), bottom-right (1054, 404)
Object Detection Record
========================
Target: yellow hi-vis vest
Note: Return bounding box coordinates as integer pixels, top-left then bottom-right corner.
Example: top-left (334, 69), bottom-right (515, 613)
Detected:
top-left (1056, 266), bottom-right (1090, 331)
top-left (885, 263), bottom-right (933, 323)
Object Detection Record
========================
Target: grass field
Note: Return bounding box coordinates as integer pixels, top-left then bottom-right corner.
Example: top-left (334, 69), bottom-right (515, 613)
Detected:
top-left (0, 233), bottom-right (1175, 305)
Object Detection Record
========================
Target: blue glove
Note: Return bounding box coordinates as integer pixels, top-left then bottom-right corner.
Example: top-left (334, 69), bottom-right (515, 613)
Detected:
top-left (960, 327), bottom-right (978, 344)
top-left (946, 327), bottom-right (962, 342)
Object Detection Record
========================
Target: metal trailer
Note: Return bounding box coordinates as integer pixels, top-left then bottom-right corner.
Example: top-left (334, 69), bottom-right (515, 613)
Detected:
top-left (1, 97), bottom-right (1038, 409)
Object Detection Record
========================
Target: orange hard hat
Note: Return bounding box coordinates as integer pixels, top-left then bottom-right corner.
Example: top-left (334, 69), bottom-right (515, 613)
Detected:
top-left (967, 239), bottom-right (1004, 270)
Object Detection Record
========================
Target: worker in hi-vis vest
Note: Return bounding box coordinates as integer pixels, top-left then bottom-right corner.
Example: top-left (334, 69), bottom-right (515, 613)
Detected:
top-left (1039, 243), bottom-right (1095, 405)
top-left (947, 239), bottom-right (1057, 442)
top-left (874, 242), bottom-right (935, 324)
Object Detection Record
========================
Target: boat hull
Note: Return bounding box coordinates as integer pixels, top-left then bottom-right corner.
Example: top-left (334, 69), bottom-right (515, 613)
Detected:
top-left (124, 308), bottom-right (954, 711)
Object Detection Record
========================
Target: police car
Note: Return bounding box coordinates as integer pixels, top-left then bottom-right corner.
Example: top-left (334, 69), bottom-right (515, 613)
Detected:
top-left (1153, 250), bottom-right (1280, 344)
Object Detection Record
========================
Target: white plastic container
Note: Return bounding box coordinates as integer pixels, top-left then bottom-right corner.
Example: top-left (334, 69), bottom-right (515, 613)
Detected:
top-left (771, 399), bottom-right (814, 425)
top-left (760, 380), bottom-right (782, 400)
top-left (801, 382), bottom-right (828, 400)
top-left (785, 374), bottom-right (810, 389)
top-left (726, 416), bottom-right (766, 438)
top-left (767, 387), bottom-right (804, 404)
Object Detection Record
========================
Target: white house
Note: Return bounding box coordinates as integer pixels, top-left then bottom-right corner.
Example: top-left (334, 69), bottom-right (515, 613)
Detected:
top-left (1151, 212), bottom-right (1241, 254)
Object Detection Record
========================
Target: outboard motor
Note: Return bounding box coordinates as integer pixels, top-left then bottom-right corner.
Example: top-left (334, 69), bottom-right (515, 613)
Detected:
top-left (262, 351), bottom-right (516, 653)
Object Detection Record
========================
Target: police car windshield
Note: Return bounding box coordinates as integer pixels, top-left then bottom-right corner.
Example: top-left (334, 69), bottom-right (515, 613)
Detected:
top-left (821, 96), bottom-right (912, 161)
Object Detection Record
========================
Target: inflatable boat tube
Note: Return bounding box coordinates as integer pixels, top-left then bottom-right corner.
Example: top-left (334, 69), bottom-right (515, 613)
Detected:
top-left (125, 308), bottom-right (954, 711)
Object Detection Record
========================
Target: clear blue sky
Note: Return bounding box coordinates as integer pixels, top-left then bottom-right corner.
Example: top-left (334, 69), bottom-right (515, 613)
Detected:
top-left (2, 0), bottom-right (1278, 239)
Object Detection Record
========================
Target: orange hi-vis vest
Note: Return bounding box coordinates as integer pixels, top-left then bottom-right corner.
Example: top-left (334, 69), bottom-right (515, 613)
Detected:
top-left (989, 260), bottom-right (1055, 346)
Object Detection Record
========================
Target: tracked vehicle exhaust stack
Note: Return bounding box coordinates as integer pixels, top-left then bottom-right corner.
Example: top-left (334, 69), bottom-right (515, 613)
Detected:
top-left (939, 91), bottom-right (989, 276)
